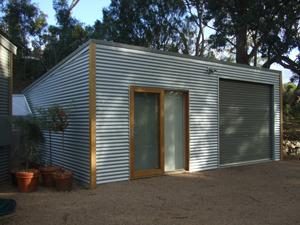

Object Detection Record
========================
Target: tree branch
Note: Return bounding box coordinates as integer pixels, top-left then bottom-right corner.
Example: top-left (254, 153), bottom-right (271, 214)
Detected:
top-left (262, 56), bottom-right (277, 68)
top-left (69, 0), bottom-right (80, 12)
top-left (279, 57), bottom-right (300, 74)
top-left (184, 0), bottom-right (201, 27)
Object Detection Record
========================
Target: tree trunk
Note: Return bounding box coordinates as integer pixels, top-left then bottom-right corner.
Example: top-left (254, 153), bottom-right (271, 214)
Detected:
top-left (236, 25), bottom-right (249, 65)
top-left (235, 0), bottom-right (249, 65)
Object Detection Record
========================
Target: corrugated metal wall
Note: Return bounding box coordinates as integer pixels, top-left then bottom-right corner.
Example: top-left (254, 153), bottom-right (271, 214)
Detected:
top-left (24, 46), bottom-right (91, 184)
top-left (0, 45), bottom-right (10, 116)
top-left (95, 42), bottom-right (280, 184)
top-left (0, 43), bottom-right (12, 182)
top-left (0, 146), bottom-right (9, 183)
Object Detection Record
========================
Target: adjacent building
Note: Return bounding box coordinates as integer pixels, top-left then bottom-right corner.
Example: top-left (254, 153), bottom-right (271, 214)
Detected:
top-left (0, 31), bottom-right (17, 182)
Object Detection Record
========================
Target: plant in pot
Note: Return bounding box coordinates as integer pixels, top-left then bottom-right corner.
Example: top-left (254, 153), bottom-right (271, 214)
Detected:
top-left (37, 106), bottom-right (61, 187)
top-left (49, 106), bottom-right (73, 191)
top-left (54, 168), bottom-right (73, 191)
top-left (13, 117), bottom-right (44, 193)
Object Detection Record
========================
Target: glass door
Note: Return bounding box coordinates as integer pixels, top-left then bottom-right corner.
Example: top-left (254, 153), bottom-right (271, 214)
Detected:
top-left (130, 87), bottom-right (164, 178)
top-left (164, 91), bottom-right (187, 172)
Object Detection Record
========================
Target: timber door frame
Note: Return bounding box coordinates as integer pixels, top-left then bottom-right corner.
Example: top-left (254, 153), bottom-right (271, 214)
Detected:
top-left (130, 86), bottom-right (165, 179)
top-left (130, 86), bottom-right (189, 179)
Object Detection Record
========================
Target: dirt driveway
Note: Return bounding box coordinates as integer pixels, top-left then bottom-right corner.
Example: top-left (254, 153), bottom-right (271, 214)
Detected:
top-left (1, 161), bottom-right (300, 225)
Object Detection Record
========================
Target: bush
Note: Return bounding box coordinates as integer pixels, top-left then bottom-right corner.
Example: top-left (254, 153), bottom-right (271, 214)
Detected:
top-left (13, 117), bottom-right (44, 169)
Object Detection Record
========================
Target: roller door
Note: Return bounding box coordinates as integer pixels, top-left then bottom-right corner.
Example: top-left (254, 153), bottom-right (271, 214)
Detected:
top-left (219, 79), bottom-right (272, 165)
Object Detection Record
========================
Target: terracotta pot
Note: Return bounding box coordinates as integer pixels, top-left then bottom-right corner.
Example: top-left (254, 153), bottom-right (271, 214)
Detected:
top-left (54, 169), bottom-right (72, 191)
top-left (16, 169), bottom-right (39, 193)
top-left (40, 166), bottom-right (60, 187)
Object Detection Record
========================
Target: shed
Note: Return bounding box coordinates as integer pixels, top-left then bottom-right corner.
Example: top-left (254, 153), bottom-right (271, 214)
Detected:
top-left (24, 40), bottom-right (282, 188)
top-left (0, 32), bottom-right (17, 183)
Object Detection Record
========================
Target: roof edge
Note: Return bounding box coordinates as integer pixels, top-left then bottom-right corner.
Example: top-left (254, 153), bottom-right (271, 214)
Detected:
top-left (22, 40), bottom-right (91, 94)
top-left (0, 33), bottom-right (17, 55)
top-left (90, 39), bottom-right (281, 75)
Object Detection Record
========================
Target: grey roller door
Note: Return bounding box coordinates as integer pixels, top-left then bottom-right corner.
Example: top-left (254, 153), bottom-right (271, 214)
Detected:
top-left (219, 79), bottom-right (272, 165)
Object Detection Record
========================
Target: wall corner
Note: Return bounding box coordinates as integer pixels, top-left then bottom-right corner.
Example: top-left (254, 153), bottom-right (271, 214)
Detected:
top-left (9, 52), bottom-right (13, 116)
top-left (89, 41), bottom-right (97, 188)
top-left (279, 73), bottom-right (283, 161)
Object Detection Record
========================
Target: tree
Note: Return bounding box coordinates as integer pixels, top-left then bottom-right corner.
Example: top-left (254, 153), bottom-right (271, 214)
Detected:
top-left (283, 83), bottom-right (300, 120)
top-left (99, 0), bottom-right (187, 52)
top-left (282, 82), bottom-right (300, 141)
top-left (42, 0), bottom-right (87, 69)
top-left (256, 1), bottom-right (300, 102)
top-left (182, 0), bottom-right (210, 56)
top-left (205, 0), bottom-right (300, 105)
top-left (86, 20), bottom-right (106, 40)
top-left (0, 0), bottom-right (47, 49)
top-left (205, 0), bottom-right (300, 66)
top-left (0, 0), bottom-right (47, 92)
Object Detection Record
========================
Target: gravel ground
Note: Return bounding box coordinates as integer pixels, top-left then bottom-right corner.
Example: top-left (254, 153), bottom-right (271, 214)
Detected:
top-left (0, 161), bottom-right (300, 225)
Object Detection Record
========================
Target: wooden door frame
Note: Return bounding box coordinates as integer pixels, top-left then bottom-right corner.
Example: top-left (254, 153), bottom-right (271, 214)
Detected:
top-left (130, 86), bottom-right (165, 179)
top-left (130, 86), bottom-right (189, 179)
top-left (183, 91), bottom-right (190, 171)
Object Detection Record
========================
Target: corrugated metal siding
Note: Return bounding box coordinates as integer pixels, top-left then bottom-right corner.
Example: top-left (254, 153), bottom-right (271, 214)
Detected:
top-left (0, 78), bottom-right (9, 115)
top-left (0, 34), bottom-right (17, 55)
top-left (0, 44), bottom-right (11, 183)
top-left (24, 47), bottom-right (90, 184)
top-left (95, 43), bottom-right (280, 184)
top-left (0, 44), bottom-right (10, 116)
top-left (0, 146), bottom-right (9, 183)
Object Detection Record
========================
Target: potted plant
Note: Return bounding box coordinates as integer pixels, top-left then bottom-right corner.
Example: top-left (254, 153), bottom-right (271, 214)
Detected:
top-left (37, 106), bottom-right (61, 187)
top-left (42, 105), bottom-right (73, 191)
top-left (53, 168), bottom-right (73, 191)
top-left (13, 117), bottom-right (44, 192)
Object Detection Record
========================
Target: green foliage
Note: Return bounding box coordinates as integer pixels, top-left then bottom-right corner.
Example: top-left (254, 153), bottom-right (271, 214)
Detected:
top-left (48, 105), bottom-right (69, 133)
top-left (283, 83), bottom-right (300, 121)
top-left (0, 0), bottom-right (48, 92)
top-left (0, 0), bottom-right (47, 49)
top-left (99, 0), bottom-right (187, 51)
top-left (0, 0), bottom-right (299, 92)
top-left (283, 82), bottom-right (300, 141)
top-left (37, 105), bottom-right (70, 165)
top-left (42, 0), bottom-right (88, 70)
top-left (205, 0), bottom-right (300, 70)
top-left (13, 117), bottom-right (44, 169)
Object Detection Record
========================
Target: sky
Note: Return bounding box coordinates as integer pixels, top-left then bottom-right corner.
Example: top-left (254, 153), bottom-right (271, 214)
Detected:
top-left (32, 0), bottom-right (295, 83)
top-left (32, 0), bottom-right (111, 26)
